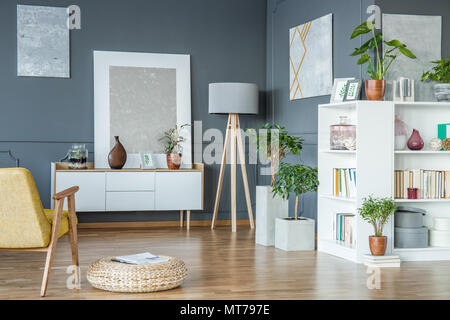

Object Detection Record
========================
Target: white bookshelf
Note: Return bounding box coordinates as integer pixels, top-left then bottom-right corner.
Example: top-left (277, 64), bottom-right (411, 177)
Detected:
top-left (318, 100), bottom-right (450, 263)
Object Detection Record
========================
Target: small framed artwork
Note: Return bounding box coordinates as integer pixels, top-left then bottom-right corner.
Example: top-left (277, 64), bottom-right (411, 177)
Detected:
top-left (140, 152), bottom-right (155, 169)
top-left (343, 80), bottom-right (362, 101)
top-left (330, 78), bottom-right (355, 103)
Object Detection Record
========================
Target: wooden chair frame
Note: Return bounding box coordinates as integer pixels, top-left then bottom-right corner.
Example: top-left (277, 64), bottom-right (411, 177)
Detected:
top-left (0, 186), bottom-right (80, 297)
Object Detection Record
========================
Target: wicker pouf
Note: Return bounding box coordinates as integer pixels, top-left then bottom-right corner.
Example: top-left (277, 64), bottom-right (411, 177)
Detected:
top-left (87, 256), bottom-right (187, 293)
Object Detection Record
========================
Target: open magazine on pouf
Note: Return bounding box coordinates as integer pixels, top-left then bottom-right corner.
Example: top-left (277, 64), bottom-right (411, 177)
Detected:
top-left (112, 252), bottom-right (170, 265)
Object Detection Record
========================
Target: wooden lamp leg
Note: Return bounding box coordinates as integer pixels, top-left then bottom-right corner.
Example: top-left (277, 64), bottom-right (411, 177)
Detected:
top-left (236, 116), bottom-right (255, 229)
top-left (180, 210), bottom-right (184, 228)
top-left (211, 115), bottom-right (232, 229)
top-left (230, 114), bottom-right (237, 232)
top-left (40, 199), bottom-right (64, 297)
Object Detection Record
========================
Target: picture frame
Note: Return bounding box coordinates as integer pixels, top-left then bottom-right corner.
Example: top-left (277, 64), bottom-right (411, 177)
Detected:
top-left (343, 80), bottom-right (362, 101)
top-left (140, 152), bottom-right (155, 169)
top-left (330, 78), bottom-right (355, 103)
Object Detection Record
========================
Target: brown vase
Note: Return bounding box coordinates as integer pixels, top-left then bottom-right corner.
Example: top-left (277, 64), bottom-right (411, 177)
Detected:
top-left (365, 80), bottom-right (386, 101)
top-left (166, 153), bottom-right (182, 170)
top-left (369, 236), bottom-right (387, 256)
top-left (108, 136), bottom-right (127, 169)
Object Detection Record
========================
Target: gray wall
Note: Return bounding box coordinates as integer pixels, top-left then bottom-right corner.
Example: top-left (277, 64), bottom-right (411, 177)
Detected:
top-left (376, 0), bottom-right (450, 57)
top-left (266, 0), bottom-right (374, 219)
top-left (0, 0), bottom-right (267, 222)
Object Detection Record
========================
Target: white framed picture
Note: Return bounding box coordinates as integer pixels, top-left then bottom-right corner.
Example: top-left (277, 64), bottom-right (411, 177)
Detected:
top-left (140, 152), bottom-right (155, 169)
top-left (330, 78), bottom-right (355, 103)
top-left (94, 51), bottom-right (192, 169)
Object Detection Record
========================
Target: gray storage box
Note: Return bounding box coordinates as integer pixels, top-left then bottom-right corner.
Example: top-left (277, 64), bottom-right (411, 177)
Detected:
top-left (395, 211), bottom-right (424, 228)
top-left (395, 227), bottom-right (428, 248)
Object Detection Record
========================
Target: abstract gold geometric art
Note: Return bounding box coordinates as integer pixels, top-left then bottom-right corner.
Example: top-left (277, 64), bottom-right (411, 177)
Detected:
top-left (289, 14), bottom-right (333, 100)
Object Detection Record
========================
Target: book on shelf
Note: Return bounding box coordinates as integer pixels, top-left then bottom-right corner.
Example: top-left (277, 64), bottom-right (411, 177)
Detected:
top-left (332, 168), bottom-right (356, 198)
top-left (395, 169), bottom-right (450, 199)
top-left (333, 213), bottom-right (355, 245)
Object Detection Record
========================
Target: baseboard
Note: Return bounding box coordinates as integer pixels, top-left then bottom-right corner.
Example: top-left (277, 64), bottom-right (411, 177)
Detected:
top-left (78, 219), bottom-right (253, 229)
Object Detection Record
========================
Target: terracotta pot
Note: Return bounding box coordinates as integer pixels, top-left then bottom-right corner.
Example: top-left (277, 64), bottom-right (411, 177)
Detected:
top-left (369, 236), bottom-right (387, 256)
top-left (365, 80), bottom-right (386, 101)
top-left (108, 136), bottom-right (127, 169)
top-left (166, 153), bottom-right (182, 170)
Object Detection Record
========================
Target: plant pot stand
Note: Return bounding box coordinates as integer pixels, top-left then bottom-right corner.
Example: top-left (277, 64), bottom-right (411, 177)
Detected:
top-left (275, 217), bottom-right (315, 251)
top-left (255, 186), bottom-right (289, 246)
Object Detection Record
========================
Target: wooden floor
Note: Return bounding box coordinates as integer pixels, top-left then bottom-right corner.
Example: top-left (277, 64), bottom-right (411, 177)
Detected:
top-left (1, 227), bottom-right (449, 300)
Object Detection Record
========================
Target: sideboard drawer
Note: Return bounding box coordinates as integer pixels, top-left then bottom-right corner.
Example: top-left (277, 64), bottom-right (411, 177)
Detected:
top-left (55, 172), bottom-right (106, 211)
top-left (106, 172), bottom-right (155, 191)
top-left (155, 172), bottom-right (202, 210)
top-left (106, 192), bottom-right (155, 211)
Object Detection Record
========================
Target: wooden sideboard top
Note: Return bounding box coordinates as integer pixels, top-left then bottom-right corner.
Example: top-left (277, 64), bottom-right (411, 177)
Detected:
top-left (52, 162), bottom-right (204, 173)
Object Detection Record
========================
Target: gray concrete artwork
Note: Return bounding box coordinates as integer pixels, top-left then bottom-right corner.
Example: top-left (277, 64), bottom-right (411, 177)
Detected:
top-left (383, 14), bottom-right (442, 101)
top-left (17, 5), bottom-right (70, 78)
top-left (109, 66), bottom-right (177, 154)
top-left (289, 13), bottom-right (333, 100)
top-left (383, 14), bottom-right (441, 81)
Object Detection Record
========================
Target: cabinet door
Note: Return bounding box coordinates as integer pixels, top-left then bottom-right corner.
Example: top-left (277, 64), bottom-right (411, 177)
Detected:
top-left (155, 172), bottom-right (202, 210)
top-left (55, 172), bottom-right (106, 211)
top-left (106, 192), bottom-right (155, 211)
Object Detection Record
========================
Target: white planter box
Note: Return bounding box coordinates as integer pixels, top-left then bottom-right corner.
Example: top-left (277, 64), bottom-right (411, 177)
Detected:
top-left (275, 217), bottom-right (315, 251)
top-left (255, 186), bottom-right (289, 246)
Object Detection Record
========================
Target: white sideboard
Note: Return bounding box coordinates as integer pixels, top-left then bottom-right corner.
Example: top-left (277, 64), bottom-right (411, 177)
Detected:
top-left (51, 162), bottom-right (204, 230)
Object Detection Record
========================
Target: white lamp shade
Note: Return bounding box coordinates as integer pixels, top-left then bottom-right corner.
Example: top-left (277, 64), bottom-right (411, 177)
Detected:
top-left (209, 83), bottom-right (259, 114)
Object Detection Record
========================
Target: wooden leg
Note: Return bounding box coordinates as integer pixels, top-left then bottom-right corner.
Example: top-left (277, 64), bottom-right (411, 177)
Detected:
top-left (230, 114), bottom-right (237, 233)
top-left (40, 199), bottom-right (64, 297)
top-left (67, 195), bottom-right (80, 289)
top-left (236, 116), bottom-right (255, 229)
top-left (180, 210), bottom-right (184, 228)
top-left (211, 115), bottom-right (232, 229)
top-left (187, 211), bottom-right (191, 231)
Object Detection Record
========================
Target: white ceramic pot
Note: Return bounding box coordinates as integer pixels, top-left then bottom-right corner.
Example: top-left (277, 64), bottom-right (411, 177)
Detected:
top-left (274, 217), bottom-right (315, 251)
top-left (255, 186), bottom-right (289, 246)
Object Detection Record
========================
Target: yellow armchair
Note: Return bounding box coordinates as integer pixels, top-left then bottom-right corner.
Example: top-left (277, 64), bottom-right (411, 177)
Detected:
top-left (0, 168), bottom-right (79, 297)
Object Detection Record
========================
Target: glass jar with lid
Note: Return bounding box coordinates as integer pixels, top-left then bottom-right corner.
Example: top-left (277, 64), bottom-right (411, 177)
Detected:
top-left (330, 116), bottom-right (356, 150)
top-left (68, 144), bottom-right (88, 169)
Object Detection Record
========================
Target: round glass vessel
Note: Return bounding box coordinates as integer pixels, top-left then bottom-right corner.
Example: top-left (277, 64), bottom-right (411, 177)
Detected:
top-left (330, 116), bottom-right (356, 150)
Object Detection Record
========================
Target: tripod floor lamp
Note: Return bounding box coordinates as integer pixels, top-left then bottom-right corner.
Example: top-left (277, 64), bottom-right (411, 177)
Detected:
top-left (209, 83), bottom-right (258, 232)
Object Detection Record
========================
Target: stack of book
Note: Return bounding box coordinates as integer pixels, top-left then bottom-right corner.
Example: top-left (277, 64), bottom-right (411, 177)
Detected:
top-left (112, 252), bottom-right (170, 265)
top-left (333, 213), bottom-right (355, 245)
top-left (332, 168), bottom-right (357, 198)
top-left (394, 169), bottom-right (450, 199)
top-left (363, 254), bottom-right (401, 268)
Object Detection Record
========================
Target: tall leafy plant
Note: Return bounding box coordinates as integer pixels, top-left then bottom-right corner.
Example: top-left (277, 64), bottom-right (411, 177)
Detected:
top-left (248, 123), bottom-right (304, 186)
top-left (160, 124), bottom-right (189, 154)
top-left (350, 21), bottom-right (416, 80)
top-left (358, 196), bottom-right (397, 237)
top-left (421, 57), bottom-right (450, 83)
top-left (272, 163), bottom-right (319, 220)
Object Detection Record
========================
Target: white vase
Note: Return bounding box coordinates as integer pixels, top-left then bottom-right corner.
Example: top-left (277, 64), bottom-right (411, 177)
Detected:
top-left (255, 186), bottom-right (289, 246)
top-left (275, 217), bottom-right (315, 251)
top-left (395, 135), bottom-right (407, 150)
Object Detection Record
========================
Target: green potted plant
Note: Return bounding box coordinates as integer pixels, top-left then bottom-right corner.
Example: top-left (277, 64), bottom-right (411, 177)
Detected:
top-left (247, 123), bottom-right (304, 246)
top-left (358, 196), bottom-right (397, 256)
top-left (350, 21), bottom-right (416, 100)
top-left (250, 123), bottom-right (304, 186)
top-left (421, 57), bottom-right (450, 102)
top-left (160, 124), bottom-right (189, 170)
top-left (272, 162), bottom-right (319, 251)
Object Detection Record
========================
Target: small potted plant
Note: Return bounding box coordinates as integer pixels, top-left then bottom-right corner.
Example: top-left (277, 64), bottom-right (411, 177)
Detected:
top-left (247, 123), bottom-right (304, 246)
top-left (272, 162), bottom-right (319, 251)
top-left (421, 57), bottom-right (450, 102)
top-left (160, 124), bottom-right (189, 170)
top-left (358, 196), bottom-right (397, 256)
top-left (350, 21), bottom-right (416, 100)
